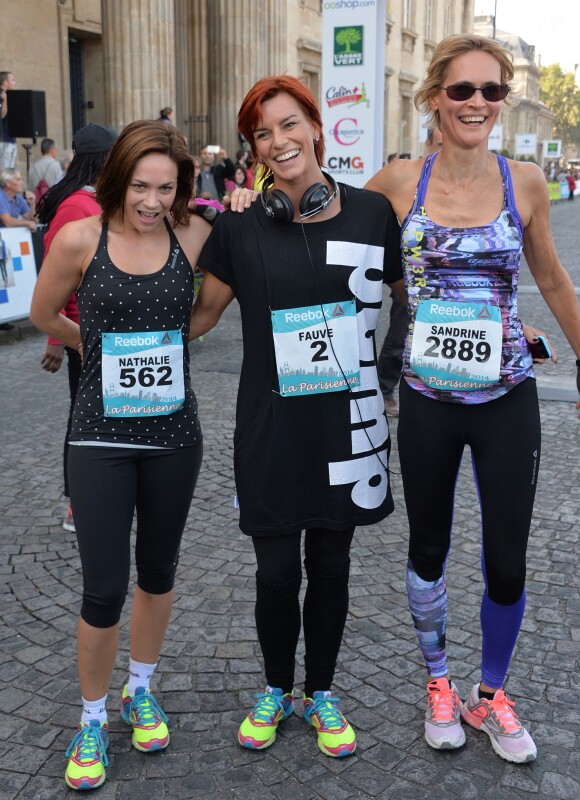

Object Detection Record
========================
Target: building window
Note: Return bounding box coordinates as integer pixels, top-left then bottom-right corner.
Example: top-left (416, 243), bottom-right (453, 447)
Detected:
top-left (444, 0), bottom-right (453, 36)
top-left (403, 0), bottom-right (414, 30)
top-left (425, 0), bottom-right (435, 40)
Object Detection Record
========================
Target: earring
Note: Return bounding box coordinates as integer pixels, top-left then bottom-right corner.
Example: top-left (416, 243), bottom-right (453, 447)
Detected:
top-left (314, 136), bottom-right (320, 144)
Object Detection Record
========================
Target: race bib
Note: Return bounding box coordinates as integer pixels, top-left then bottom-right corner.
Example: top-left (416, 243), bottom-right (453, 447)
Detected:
top-left (101, 329), bottom-right (185, 417)
top-left (410, 300), bottom-right (502, 391)
top-left (271, 299), bottom-right (360, 397)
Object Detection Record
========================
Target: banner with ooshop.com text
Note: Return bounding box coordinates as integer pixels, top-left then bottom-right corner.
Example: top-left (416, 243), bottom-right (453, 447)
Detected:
top-left (321, 0), bottom-right (386, 188)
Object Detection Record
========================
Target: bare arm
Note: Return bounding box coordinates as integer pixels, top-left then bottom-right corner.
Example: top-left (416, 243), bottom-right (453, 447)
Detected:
top-left (30, 221), bottom-right (90, 350)
top-left (519, 164), bottom-right (580, 360)
top-left (0, 89), bottom-right (6, 119)
top-left (189, 270), bottom-right (234, 340)
top-left (0, 212), bottom-right (36, 231)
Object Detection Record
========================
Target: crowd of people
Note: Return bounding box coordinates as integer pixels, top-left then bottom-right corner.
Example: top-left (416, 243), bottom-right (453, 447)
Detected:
top-left (2, 32), bottom-right (579, 793)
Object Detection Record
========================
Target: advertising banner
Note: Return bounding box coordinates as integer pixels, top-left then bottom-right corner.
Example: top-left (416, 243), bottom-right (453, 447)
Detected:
top-left (322, 0), bottom-right (386, 187)
top-left (0, 227), bottom-right (37, 323)
top-left (543, 140), bottom-right (562, 159)
top-left (515, 133), bottom-right (537, 156)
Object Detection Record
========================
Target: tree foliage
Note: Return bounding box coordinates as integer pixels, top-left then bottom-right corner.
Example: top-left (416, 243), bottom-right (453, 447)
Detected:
top-left (539, 64), bottom-right (580, 146)
top-left (335, 28), bottom-right (361, 52)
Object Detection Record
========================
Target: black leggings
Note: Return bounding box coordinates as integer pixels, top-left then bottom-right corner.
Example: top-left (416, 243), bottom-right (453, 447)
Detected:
top-left (398, 378), bottom-right (541, 604)
top-left (252, 527), bottom-right (355, 698)
top-left (68, 443), bottom-right (202, 628)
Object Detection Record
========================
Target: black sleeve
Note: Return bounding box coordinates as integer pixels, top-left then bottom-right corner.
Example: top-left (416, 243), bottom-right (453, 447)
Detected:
top-left (197, 212), bottom-right (235, 289)
top-left (382, 200), bottom-right (403, 285)
top-left (222, 157), bottom-right (236, 179)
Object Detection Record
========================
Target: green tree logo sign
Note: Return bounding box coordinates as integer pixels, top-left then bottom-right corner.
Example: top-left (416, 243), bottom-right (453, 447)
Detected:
top-left (334, 26), bottom-right (364, 67)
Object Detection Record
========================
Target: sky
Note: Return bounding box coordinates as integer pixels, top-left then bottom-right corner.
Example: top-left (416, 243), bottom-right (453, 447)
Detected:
top-left (474, 0), bottom-right (579, 73)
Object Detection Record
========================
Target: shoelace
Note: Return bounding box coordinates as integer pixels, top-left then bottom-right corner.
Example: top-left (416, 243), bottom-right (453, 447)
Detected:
top-left (251, 691), bottom-right (286, 723)
top-left (484, 691), bottom-right (522, 734)
top-left (308, 695), bottom-right (344, 730)
top-left (128, 692), bottom-right (167, 727)
top-left (427, 683), bottom-right (457, 722)
top-left (66, 724), bottom-right (109, 766)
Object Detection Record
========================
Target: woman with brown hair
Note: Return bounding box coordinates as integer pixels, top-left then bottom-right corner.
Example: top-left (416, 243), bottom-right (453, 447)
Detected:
top-left (366, 34), bottom-right (580, 763)
top-left (31, 120), bottom-right (211, 790)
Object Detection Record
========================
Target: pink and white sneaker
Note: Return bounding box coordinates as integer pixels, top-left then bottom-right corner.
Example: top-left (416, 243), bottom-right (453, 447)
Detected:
top-left (424, 678), bottom-right (466, 750)
top-left (461, 685), bottom-right (537, 763)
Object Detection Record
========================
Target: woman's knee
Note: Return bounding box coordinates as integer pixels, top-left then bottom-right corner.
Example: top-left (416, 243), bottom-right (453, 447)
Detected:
top-left (81, 584), bottom-right (128, 628)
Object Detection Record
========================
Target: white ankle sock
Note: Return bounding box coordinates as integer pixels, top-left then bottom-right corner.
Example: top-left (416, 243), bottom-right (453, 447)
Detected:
top-left (126, 658), bottom-right (157, 695)
top-left (81, 695), bottom-right (108, 725)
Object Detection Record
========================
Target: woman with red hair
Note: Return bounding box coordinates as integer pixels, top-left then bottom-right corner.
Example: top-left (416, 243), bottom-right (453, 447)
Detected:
top-left (191, 75), bottom-right (404, 758)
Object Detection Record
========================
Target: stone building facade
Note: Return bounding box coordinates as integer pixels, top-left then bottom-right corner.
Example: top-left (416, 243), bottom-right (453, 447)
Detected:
top-left (474, 16), bottom-right (554, 164)
top-left (3, 1), bottom-right (556, 177)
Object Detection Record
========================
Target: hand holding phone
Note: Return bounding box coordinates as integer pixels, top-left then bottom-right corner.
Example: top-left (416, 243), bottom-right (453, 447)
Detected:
top-left (528, 334), bottom-right (552, 362)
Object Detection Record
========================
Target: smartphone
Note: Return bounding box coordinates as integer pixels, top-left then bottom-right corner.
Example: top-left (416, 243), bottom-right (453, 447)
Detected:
top-left (528, 335), bottom-right (552, 360)
top-left (206, 145), bottom-right (220, 154)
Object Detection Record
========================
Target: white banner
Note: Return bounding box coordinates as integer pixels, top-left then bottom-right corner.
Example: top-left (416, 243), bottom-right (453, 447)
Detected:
top-left (322, 0), bottom-right (386, 187)
top-left (488, 124), bottom-right (503, 151)
top-left (0, 227), bottom-right (37, 322)
top-left (515, 133), bottom-right (537, 156)
top-left (543, 140), bottom-right (562, 159)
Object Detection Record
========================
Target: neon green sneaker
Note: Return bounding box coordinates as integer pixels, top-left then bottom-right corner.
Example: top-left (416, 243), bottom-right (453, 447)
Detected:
top-left (303, 691), bottom-right (356, 757)
top-left (238, 686), bottom-right (295, 749)
top-left (65, 720), bottom-right (109, 790)
top-left (120, 685), bottom-right (169, 752)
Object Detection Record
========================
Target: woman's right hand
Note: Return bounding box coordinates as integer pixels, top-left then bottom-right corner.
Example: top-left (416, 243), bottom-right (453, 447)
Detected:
top-left (225, 187), bottom-right (259, 213)
top-left (40, 342), bottom-right (65, 373)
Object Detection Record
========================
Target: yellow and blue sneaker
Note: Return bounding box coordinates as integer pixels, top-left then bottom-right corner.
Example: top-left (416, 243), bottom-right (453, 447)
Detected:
top-left (65, 719), bottom-right (109, 790)
top-left (120, 685), bottom-right (169, 752)
top-left (238, 686), bottom-right (294, 749)
top-left (303, 691), bottom-right (356, 757)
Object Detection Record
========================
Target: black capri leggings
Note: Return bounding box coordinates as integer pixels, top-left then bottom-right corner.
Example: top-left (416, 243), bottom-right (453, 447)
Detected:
top-left (68, 442), bottom-right (202, 628)
top-left (397, 378), bottom-right (541, 605)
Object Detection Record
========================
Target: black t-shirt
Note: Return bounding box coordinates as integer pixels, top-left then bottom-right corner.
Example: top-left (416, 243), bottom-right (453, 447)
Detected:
top-left (198, 184), bottom-right (402, 535)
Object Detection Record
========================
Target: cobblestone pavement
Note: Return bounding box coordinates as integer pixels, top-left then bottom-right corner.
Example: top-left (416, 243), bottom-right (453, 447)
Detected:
top-left (0, 201), bottom-right (578, 799)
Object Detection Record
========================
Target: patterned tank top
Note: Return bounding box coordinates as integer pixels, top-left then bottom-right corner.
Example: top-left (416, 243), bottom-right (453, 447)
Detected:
top-left (400, 152), bottom-right (534, 404)
top-left (70, 218), bottom-right (202, 447)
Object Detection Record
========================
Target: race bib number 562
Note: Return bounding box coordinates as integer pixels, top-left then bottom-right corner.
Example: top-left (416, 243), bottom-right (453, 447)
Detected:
top-left (101, 329), bottom-right (185, 417)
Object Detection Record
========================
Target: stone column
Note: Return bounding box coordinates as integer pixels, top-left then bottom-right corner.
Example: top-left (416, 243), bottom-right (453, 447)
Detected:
top-left (206, 0), bottom-right (287, 156)
top-left (101, 0), bottom-right (176, 129)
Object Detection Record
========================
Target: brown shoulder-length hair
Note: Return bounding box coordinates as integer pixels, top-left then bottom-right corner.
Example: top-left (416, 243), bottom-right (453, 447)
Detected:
top-left (415, 34), bottom-right (515, 129)
top-left (237, 75), bottom-right (324, 182)
top-left (97, 120), bottom-right (194, 226)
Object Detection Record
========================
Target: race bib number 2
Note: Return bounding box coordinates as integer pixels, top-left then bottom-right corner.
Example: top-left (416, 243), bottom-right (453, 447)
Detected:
top-left (271, 299), bottom-right (360, 397)
top-left (101, 329), bottom-right (185, 417)
top-left (410, 300), bottom-right (502, 391)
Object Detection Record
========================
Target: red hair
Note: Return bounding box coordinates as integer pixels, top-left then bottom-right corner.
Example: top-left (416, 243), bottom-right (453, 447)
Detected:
top-left (237, 76), bottom-right (325, 179)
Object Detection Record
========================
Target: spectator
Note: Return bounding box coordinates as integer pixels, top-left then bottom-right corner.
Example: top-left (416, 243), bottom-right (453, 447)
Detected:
top-left (196, 145), bottom-right (235, 200)
top-left (225, 164), bottom-right (247, 195)
top-left (28, 138), bottom-right (64, 198)
top-left (567, 171), bottom-right (576, 201)
top-left (235, 148), bottom-right (254, 188)
top-left (158, 107), bottom-right (174, 125)
top-left (0, 71), bottom-right (17, 169)
top-left (0, 168), bottom-right (37, 231)
top-left (37, 122), bottom-right (118, 533)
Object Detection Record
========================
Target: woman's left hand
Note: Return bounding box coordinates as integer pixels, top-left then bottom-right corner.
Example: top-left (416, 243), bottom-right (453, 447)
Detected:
top-left (522, 324), bottom-right (557, 364)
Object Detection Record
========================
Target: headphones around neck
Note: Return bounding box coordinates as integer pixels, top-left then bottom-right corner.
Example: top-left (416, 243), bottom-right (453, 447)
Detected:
top-left (261, 172), bottom-right (338, 225)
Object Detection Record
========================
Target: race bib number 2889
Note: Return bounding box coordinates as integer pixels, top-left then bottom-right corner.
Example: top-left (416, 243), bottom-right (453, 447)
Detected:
top-left (410, 300), bottom-right (502, 391)
top-left (101, 329), bottom-right (185, 417)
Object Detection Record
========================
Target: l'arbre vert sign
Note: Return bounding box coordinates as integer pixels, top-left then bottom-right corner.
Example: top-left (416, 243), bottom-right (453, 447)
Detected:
top-left (334, 26), bottom-right (364, 66)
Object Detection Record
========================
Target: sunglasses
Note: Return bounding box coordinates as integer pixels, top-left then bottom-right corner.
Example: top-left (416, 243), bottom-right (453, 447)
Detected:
top-left (440, 83), bottom-right (510, 102)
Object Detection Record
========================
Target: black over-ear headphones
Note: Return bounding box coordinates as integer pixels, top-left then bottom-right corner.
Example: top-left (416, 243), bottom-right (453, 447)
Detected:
top-left (261, 172), bottom-right (338, 224)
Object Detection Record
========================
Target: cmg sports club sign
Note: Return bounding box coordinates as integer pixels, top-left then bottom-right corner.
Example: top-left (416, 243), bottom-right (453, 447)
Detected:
top-left (322, 0), bottom-right (386, 187)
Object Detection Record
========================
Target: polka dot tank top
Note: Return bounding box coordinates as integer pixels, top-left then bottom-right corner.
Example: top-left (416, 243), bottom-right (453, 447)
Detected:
top-left (70, 218), bottom-right (202, 448)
